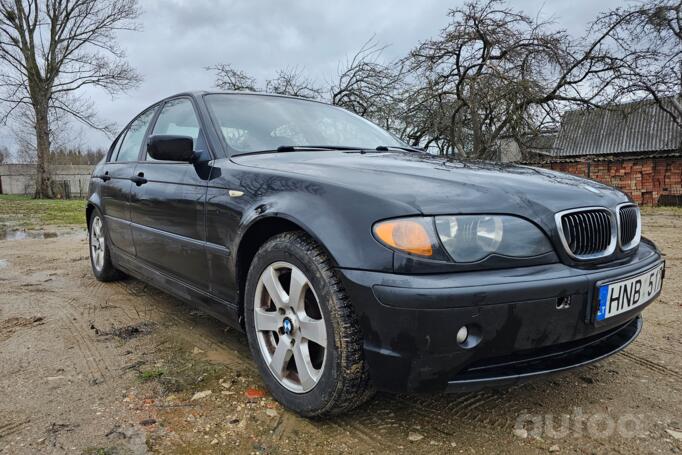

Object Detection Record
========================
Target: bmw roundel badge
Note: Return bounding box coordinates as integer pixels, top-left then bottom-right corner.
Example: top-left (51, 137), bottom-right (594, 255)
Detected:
top-left (282, 318), bottom-right (293, 335)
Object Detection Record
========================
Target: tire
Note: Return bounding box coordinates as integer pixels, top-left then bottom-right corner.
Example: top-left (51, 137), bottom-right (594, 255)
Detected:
top-left (244, 231), bottom-right (373, 417)
top-left (88, 209), bottom-right (123, 282)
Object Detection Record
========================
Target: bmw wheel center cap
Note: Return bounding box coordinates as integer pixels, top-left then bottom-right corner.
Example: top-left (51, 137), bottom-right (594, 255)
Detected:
top-left (282, 317), bottom-right (293, 335)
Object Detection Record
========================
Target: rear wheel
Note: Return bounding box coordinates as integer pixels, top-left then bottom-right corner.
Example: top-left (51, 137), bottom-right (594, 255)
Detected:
top-left (89, 209), bottom-right (123, 282)
top-left (244, 232), bottom-right (372, 416)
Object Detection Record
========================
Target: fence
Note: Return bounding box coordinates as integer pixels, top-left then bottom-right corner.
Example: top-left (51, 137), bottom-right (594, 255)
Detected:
top-left (527, 155), bottom-right (682, 206)
top-left (0, 164), bottom-right (95, 198)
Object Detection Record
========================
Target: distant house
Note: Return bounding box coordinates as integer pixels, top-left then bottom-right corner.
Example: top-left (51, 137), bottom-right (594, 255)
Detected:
top-left (528, 97), bottom-right (682, 206)
top-left (553, 97), bottom-right (682, 159)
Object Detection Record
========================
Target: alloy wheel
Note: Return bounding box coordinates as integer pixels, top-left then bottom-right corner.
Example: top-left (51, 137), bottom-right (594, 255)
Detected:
top-left (90, 216), bottom-right (105, 272)
top-left (253, 261), bottom-right (328, 393)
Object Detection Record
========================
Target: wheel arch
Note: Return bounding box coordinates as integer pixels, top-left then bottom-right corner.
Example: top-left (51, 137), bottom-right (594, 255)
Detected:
top-left (85, 201), bottom-right (97, 227)
top-left (235, 215), bottom-right (338, 325)
top-left (85, 190), bottom-right (103, 227)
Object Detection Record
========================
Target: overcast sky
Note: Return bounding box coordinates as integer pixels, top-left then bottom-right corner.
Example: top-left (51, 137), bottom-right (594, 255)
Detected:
top-left (1, 0), bottom-right (625, 154)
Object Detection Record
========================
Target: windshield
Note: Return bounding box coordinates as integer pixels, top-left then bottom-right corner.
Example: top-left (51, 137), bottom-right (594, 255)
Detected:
top-left (204, 94), bottom-right (404, 154)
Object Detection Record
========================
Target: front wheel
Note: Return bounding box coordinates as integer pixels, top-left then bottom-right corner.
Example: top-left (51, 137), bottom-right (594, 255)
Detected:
top-left (244, 232), bottom-right (373, 416)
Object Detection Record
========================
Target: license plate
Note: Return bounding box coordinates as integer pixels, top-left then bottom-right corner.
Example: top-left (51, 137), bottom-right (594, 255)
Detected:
top-left (596, 263), bottom-right (664, 321)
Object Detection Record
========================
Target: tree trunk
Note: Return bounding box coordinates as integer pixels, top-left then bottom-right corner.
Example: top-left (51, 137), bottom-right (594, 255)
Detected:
top-left (449, 112), bottom-right (458, 156)
top-left (471, 109), bottom-right (483, 159)
top-left (33, 99), bottom-right (53, 199)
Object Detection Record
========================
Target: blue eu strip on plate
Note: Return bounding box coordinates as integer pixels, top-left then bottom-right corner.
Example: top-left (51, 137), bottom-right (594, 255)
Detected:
top-left (597, 285), bottom-right (609, 321)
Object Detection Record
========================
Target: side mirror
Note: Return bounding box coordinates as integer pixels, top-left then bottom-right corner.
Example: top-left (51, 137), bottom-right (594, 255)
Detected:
top-left (147, 135), bottom-right (194, 162)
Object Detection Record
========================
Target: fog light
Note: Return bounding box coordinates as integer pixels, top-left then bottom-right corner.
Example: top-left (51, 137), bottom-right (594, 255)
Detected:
top-left (456, 325), bottom-right (468, 344)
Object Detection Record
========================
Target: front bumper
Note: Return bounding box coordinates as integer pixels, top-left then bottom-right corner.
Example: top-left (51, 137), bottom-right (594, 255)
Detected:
top-left (338, 241), bottom-right (663, 393)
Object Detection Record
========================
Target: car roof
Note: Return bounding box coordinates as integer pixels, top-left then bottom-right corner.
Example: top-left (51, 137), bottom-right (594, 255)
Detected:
top-left (160, 90), bottom-right (332, 107)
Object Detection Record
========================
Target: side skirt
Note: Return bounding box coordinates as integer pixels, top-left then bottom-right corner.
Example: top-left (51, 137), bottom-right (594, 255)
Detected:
top-left (110, 245), bottom-right (242, 331)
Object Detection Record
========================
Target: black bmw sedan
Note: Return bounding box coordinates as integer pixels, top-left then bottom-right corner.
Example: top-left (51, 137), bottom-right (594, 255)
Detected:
top-left (87, 91), bottom-right (664, 416)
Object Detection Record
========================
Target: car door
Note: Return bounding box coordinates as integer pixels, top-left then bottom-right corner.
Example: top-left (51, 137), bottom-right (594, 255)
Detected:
top-left (129, 97), bottom-right (211, 288)
top-left (99, 107), bottom-right (158, 256)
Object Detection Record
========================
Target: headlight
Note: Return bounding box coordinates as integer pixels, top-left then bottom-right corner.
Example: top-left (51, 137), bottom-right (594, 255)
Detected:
top-left (434, 215), bottom-right (552, 262)
top-left (373, 215), bottom-right (553, 263)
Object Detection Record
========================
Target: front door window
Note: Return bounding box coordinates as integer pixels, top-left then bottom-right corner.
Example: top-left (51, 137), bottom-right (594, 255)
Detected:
top-left (147, 98), bottom-right (202, 160)
top-left (113, 109), bottom-right (156, 162)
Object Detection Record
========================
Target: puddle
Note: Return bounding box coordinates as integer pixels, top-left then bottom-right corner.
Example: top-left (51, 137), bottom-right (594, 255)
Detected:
top-left (0, 230), bottom-right (59, 241)
top-left (0, 259), bottom-right (8, 269)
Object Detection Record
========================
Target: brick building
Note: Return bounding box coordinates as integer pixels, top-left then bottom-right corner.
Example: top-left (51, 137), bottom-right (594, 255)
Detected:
top-left (529, 98), bottom-right (682, 206)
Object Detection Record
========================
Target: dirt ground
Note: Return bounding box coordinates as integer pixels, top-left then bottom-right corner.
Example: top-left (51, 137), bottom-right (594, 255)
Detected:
top-left (0, 210), bottom-right (680, 455)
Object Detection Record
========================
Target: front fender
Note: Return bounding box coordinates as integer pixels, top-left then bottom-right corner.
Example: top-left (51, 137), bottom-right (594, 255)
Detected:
top-left (234, 186), bottom-right (400, 272)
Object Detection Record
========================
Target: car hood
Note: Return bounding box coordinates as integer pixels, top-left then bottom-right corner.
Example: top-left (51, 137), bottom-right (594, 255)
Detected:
top-left (232, 151), bottom-right (629, 217)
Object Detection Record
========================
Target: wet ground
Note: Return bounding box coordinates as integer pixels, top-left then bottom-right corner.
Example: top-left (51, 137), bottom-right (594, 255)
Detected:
top-left (0, 228), bottom-right (59, 241)
top-left (0, 211), bottom-right (680, 454)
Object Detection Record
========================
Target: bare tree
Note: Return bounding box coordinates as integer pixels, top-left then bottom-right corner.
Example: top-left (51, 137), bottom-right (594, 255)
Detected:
top-left (331, 37), bottom-right (406, 131)
top-left (595, 0), bottom-right (682, 127)
top-left (0, 0), bottom-right (141, 197)
top-left (9, 101), bottom-right (77, 164)
top-left (403, 0), bottom-right (641, 159)
top-left (266, 67), bottom-right (322, 99)
top-left (209, 64), bottom-right (322, 99)
top-left (207, 63), bottom-right (258, 92)
top-left (207, 39), bottom-right (408, 135)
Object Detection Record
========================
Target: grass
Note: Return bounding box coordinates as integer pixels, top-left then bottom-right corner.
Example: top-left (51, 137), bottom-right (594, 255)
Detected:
top-left (139, 368), bottom-right (165, 382)
top-left (81, 448), bottom-right (118, 455)
top-left (0, 194), bottom-right (86, 229)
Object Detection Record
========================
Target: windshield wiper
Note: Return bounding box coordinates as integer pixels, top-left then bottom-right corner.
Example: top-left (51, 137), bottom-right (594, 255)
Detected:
top-left (240, 145), bottom-right (421, 156)
top-left (277, 144), bottom-right (425, 153)
top-left (375, 145), bottom-right (424, 153)
top-left (237, 145), bottom-right (364, 156)
top-left (275, 145), bottom-right (360, 153)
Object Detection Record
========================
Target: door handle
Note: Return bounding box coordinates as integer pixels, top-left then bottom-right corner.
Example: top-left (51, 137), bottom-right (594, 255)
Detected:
top-left (131, 172), bottom-right (147, 186)
top-left (101, 171), bottom-right (111, 182)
